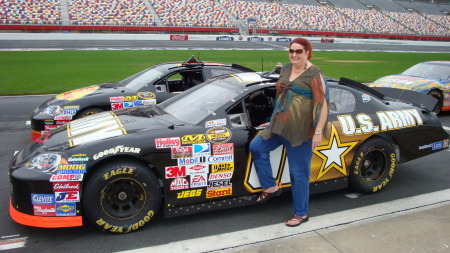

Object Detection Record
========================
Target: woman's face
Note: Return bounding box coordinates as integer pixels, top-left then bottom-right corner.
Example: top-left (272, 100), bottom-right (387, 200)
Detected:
top-left (289, 43), bottom-right (308, 65)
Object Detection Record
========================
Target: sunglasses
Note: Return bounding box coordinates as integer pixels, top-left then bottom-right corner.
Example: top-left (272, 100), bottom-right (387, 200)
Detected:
top-left (289, 49), bottom-right (305, 54)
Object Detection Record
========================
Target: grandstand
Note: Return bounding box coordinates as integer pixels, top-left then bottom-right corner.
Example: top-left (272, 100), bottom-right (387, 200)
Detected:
top-left (0, 0), bottom-right (449, 40)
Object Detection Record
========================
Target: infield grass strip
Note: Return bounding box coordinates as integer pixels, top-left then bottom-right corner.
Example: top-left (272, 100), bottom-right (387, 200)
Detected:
top-left (1, 50), bottom-right (449, 95)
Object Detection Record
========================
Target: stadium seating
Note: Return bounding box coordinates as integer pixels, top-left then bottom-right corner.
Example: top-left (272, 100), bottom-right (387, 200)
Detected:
top-left (0, 0), bottom-right (61, 25)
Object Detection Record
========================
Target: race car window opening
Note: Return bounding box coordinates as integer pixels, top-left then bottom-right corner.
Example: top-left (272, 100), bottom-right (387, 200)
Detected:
top-left (226, 100), bottom-right (248, 128)
top-left (245, 88), bottom-right (276, 127)
top-left (402, 63), bottom-right (450, 80)
top-left (328, 87), bottom-right (356, 115)
top-left (210, 68), bottom-right (241, 78)
top-left (121, 64), bottom-right (178, 91)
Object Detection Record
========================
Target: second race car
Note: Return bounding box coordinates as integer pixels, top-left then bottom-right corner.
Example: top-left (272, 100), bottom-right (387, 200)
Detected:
top-left (10, 72), bottom-right (449, 233)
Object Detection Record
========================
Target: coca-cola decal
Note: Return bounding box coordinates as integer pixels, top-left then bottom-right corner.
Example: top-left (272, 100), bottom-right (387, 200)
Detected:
top-left (170, 35), bottom-right (188, 41)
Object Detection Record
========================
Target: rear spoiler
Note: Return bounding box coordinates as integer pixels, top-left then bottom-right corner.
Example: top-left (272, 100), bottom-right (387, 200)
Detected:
top-left (232, 64), bottom-right (256, 73)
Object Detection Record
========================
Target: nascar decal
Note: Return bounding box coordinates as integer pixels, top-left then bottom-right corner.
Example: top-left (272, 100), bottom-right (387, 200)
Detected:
top-left (56, 85), bottom-right (99, 101)
top-left (206, 127), bottom-right (232, 143)
top-left (67, 111), bottom-right (126, 147)
top-left (313, 124), bottom-right (358, 181)
top-left (338, 109), bottom-right (423, 136)
top-left (137, 92), bottom-right (156, 100)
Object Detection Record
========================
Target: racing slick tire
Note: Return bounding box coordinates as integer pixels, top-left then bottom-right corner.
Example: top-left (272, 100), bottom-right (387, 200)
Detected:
top-left (427, 90), bottom-right (443, 114)
top-left (75, 107), bottom-right (104, 119)
top-left (83, 159), bottom-right (162, 233)
top-left (349, 137), bottom-right (396, 194)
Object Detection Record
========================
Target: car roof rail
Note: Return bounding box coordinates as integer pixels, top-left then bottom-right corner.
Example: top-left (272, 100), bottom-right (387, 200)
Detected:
top-left (231, 64), bottom-right (256, 72)
top-left (339, 77), bottom-right (384, 100)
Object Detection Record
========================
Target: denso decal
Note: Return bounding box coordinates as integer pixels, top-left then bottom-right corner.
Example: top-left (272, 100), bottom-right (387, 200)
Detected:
top-left (212, 143), bottom-right (234, 156)
top-left (170, 178), bottom-right (189, 190)
top-left (53, 182), bottom-right (81, 191)
top-left (171, 146), bottom-right (193, 159)
top-left (181, 134), bottom-right (206, 144)
top-left (206, 127), bottom-right (232, 143)
top-left (31, 194), bottom-right (55, 204)
top-left (337, 109), bottom-right (423, 136)
top-left (165, 166), bottom-right (187, 179)
top-left (94, 145), bottom-right (141, 160)
top-left (55, 85), bottom-right (99, 101)
top-left (177, 189), bottom-right (202, 198)
top-left (190, 174), bottom-right (207, 188)
top-left (58, 164), bottom-right (87, 174)
top-left (187, 164), bottom-right (208, 175)
top-left (137, 92), bottom-right (156, 100)
top-left (211, 162), bottom-right (234, 173)
top-left (193, 143), bottom-right (211, 157)
top-left (208, 155), bottom-right (233, 164)
top-left (155, 137), bottom-right (181, 149)
top-left (56, 203), bottom-right (76, 216)
top-left (178, 156), bottom-right (207, 166)
top-left (206, 187), bottom-right (232, 198)
top-left (103, 167), bottom-right (135, 180)
top-left (55, 191), bottom-right (80, 202)
top-left (33, 204), bottom-right (56, 216)
top-left (209, 172), bottom-right (233, 180)
top-left (49, 174), bottom-right (84, 182)
top-left (67, 112), bottom-right (126, 147)
top-left (205, 119), bottom-right (226, 128)
top-left (110, 96), bottom-right (124, 103)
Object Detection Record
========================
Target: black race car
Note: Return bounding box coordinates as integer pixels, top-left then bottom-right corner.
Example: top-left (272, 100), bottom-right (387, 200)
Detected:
top-left (10, 72), bottom-right (449, 233)
top-left (30, 56), bottom-right (254, 141)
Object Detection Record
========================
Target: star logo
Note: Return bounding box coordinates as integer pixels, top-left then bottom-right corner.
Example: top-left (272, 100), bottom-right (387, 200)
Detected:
top-left (314, 124), bottom-right (359, 181)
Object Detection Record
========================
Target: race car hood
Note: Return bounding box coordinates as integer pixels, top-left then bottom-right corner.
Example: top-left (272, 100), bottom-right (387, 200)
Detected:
top-left (34, 107), bottom-right (184, 150)
top-left (369, 75), bottom-right (439, 93)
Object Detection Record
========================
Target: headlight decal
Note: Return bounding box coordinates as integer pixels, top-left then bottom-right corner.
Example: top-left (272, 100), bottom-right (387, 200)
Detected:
top-left (26, 153), bottom-right (62, 173)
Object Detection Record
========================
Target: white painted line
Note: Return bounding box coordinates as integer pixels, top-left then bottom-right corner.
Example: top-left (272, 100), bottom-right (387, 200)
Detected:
top-left (119, 189), bottom-right (450, 253)
top-left (0, 237), bottom-right (27, 251)
top-left (26, 121), bottom-right (30, 126)
top-left (0, 235), bottom-right (19, 239)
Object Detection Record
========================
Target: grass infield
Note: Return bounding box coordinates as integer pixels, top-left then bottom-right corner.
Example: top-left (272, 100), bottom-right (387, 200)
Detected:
top-left (1, 50), bottom-right (449, 95)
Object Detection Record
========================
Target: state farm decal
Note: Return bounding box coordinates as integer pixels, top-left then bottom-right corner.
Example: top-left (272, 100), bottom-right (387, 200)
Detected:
top-left (68, 112), bottom-right (126, 147)
top-left (206, 127), bottom-right (232, 143)
top-left (55, 191), bottom-right (80, 202)
top-left (190, 174), bottom-right (207, 188)
top-left (171, 146), bottom-right (193, 159)
top-left (170, 35), bottom-right (188, 40)
top-left (50, 174), bottom-right (84, 182)
top-left (212, 143), bottom-right (234, 156)
top-left (156, 137), bottom-right (181, 149)
top-left (193, 143), bottom-right (210, 157)
top-left (93, 145), bottom-right (141, 160)
top-left (337, 109), bottom-right (423, 136)
top-left (187, 164), bottom-right (208, 175)
top-left (170, 178), bottom-right (189, 190)
top-left (53, 182), bottom-right (81, 191)
top-left (165, 166), bottom-right (186, 178)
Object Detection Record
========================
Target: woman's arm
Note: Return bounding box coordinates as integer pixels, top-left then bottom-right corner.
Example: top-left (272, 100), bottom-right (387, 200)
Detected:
top-left (312, 74), bottom-right (328, 149)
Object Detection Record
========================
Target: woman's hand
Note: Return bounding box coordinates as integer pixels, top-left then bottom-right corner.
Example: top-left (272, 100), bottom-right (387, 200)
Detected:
top-left (276, 82), bottom-right (287, 93)
top-left (258, 122), bottom-right (270, 128)
top-left (312, 134), bottom-right (322, 150)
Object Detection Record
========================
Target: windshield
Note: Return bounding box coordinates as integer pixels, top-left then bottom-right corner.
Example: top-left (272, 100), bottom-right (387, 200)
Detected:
top-left (159, 75), bottom-right (246, 124)
top-left (120, 63), bottom-right (179, 91)
top-left (402, 62), bottom-right (450, 80)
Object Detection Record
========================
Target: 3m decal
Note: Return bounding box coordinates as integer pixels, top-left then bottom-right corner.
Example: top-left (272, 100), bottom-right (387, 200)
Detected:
top-left (55, 192), bottom-right (80, 202)
top-left (177, 189), bottom-right (202, 199)
top-left (193, 143), bottom-right (211, 157)
top-left (181, 134), bottom-right (206, 144)
top-left (31, 194), bottom-right (55, 205)
top-left (165, 166), bottom-right (187, 179)
top-left (212, 143), bottom-right (234, 156)
top-left (56, 203), bottom-right (76, 216)
top-left (337, 109), bottom-right (423, 136)
top-left (211, 162), bottom-right (234, 173)
top-left (170, 178), bottom-right (189, 191)
top-left (206, 127), bottom-right (232, 143)
top-left (111, 103), bottom-right (124, 110)
top-left (94, 145), bottom-right (141, 160)
top-left (58, 164), bottom-right (87, 174)
top-left (103, 167), bottom-right (135, 180)
top-left (33, 204), bottom-right (56, 216)
top-left (49, 174), bottom-right (84, 182)
top-left (206, 187), bottom-right (232, 198)
top-left (171, 146), bottom-right (193, 159)
top-left (190, 174), bottom-right (207, 188)
top-left (67, 112), bottom-right (126, 147)
top-left (313, 124), bottom-right (358, 180)
top-left (155, 137), bottom-right (181, 149)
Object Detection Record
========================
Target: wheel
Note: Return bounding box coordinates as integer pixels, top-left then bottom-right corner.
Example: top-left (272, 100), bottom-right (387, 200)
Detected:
top-left (83, 159), bottom-right (161, 233)
top-left (349, 137), bottom-right (396, 193)
top-left (427, 90), bottom-right (443, 114)
top-left (75, 107), bottom-right (104, 119)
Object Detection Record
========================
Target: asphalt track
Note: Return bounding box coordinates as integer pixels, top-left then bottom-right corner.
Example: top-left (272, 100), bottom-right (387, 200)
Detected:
top-left (0, 39), bottom-right (449, 252)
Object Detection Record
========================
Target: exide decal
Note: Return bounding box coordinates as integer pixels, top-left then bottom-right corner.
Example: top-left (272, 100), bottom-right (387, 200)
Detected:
top-left (156, 137), bottom-right (181, 149)
top-left (53, 182), bottom-right (81, 191)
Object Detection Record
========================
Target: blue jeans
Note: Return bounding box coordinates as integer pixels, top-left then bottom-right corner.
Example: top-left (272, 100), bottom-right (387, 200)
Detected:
top-left (250, 134), bottom-right (313, 216)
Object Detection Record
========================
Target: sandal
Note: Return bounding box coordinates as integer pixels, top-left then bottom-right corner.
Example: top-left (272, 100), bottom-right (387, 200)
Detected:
top-left (285, 215), bottom-right (309, 227)
top-left (256, 188), bottom-right (282, 203)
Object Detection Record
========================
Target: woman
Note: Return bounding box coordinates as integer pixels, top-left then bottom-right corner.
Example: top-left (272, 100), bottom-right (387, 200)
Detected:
top-left (249, 37), bottom-right (329, 227)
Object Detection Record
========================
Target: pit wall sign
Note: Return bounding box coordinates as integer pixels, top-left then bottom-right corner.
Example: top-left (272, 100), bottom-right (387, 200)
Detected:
top-left (244, 109), bottom-right (424, 192)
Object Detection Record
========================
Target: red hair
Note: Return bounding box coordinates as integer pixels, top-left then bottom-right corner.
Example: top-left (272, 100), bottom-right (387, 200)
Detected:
top-left (290, 38), bottom-right (313, 60)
